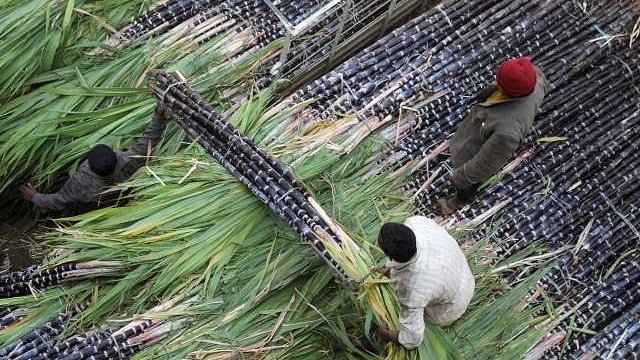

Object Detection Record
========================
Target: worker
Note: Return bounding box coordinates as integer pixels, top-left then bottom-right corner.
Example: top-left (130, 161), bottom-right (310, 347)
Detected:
top-left (375, 215), bottom-right (475, 350)
top-left (19, 104), bottom-right (168, 215)
top-left (435, 57), bottom-right (549, 215)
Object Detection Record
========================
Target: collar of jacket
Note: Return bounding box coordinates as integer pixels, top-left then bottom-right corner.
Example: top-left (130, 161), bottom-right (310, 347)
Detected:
top-left (477, 97), bottom-right (520, 107)
top-left (474, 82), bottom-right (522, 107)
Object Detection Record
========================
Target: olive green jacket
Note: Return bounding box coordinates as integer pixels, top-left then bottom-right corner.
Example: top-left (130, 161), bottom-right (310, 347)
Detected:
top-left (32, 114), bottom-right (166, 213)
top-left (449, 67), bottom-right (549, 189)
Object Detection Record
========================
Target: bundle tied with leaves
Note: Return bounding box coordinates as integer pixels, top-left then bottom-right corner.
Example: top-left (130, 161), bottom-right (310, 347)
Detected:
top-left (148, 70), bottom-right (415, 358)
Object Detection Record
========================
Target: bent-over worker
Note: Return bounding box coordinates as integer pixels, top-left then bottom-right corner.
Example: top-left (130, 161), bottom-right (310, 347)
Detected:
top-left (376, 215), bottom-right (475, 350)
top-left (19, 104), bottom-right (167, 215)
top-left (436, 57), bottom-right (549, 215)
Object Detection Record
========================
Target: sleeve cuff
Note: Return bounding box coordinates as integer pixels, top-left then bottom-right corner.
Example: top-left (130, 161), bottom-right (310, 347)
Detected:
top-left (31, 193), bottom-right (44, 206)
top-left (398, 329), bottom-right (423, 350)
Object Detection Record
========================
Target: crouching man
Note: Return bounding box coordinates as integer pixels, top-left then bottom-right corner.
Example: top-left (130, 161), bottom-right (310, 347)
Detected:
top-left (19, 104), bottom-right (167, 215)
top-left (376, 216), bottom-right (475, 349)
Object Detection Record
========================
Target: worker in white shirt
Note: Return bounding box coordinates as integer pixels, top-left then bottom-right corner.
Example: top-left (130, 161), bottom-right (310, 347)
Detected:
top-left (375, 216), bottom-right (475, 349)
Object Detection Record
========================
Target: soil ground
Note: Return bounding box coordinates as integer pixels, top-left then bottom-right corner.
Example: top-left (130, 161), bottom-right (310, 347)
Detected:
top-left (0, 218), bottom-right (40, 270)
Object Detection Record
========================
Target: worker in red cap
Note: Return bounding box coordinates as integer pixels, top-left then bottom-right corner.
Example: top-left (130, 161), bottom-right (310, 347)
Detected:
top-left (434, 57), bottom-right (549, 215)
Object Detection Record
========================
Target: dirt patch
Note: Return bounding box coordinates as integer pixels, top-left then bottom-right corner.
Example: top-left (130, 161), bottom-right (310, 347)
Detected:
top-left (0, 220), bottom-right (41, 270)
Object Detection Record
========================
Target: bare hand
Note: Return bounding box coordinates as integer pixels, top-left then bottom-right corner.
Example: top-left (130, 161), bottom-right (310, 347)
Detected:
top-left (374, 267), bottom-right (391, 277)
top-left (377, 320), bottom-right (399, 343)
top-left (19, 185), bottom-right (37, 201)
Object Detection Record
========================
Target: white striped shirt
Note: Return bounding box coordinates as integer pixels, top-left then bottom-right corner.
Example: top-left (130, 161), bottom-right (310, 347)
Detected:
top-left (388, 216), bottom-right (475, 349)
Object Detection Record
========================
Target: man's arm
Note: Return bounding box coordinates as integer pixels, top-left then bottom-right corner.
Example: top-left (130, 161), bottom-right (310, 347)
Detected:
top-left (378, 307), bottom-right (425, 350)
top-left (535, 66), bottom-right (550, 96)
top-left (452, 132), bottom-right (520, 189)
top-left (26, 172), bottom-right (95, 211)
top-left (125, 106), bottom-right (167, 158)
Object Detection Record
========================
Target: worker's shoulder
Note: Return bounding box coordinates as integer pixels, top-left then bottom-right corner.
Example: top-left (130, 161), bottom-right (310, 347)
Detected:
top-left (533, 65), bottom-right (547, 80)
top-left (403, 215), bottom-right (436, 229)
top-left (404, 216), bottom-right (453, 240)
top-left (113, 148), bottom-right (130, 160)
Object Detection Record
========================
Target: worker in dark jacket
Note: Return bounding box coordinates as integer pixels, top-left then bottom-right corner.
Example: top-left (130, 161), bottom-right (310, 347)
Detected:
top-left (19, 104), bottom-right (167, 214)
top-left (435, 57), bottom-right (549, 215)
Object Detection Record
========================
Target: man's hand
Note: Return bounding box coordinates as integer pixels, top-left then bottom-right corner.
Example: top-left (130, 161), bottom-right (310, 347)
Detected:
top-left (19, 185), bottom-right (37, 201)
top-left (373, 266), bottom-right (391, 277)
top-left (154, 102), bottom-right (167, 120)
top-left (377, 320), bottom-right (399, 343)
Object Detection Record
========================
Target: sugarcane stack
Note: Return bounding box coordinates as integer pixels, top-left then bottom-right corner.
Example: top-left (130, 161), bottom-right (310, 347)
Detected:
top-left (0, 298), bottom-right (189, 360)
top-left (104, 0), bottom-right (418, 85)
top-left (265, 0), bottom-right (640, 357)
top-left (0, 304), bottom-right (88, 360)
top-left (0, 0), bottom-right (638, 358)
top-left (148, 70), bottom-right (351, 278)
top-left (0, 261), bottom-right (122, 299)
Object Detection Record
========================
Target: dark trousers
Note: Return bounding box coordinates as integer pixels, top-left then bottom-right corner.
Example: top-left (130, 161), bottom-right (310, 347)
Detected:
top-left (455, 183), bottom-right (480, 205)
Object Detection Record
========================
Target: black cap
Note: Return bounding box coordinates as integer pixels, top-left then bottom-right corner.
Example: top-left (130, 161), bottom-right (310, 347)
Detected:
top-left (88, 144), bottom-right (117, 177)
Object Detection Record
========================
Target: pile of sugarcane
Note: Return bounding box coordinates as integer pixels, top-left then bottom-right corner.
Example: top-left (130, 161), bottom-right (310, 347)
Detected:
top-left (0, 69), bottom-right (550, 359)
top-left (0, 298), bottom-right (189, 360)
top-left (2, 0), bottom-right (637, 359)
top-left (105, 0), bottom-right (420, 82)
top-left (148, 70), bottom-right (349, 277)
top-left (265, 0), bottom-right (640, 357)
top-left (0, 304), bottom-right (88, 359)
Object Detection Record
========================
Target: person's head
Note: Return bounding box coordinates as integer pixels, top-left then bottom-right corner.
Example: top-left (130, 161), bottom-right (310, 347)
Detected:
top-left (88, 144), bottom-right (117, 177)
top-left (496, 57), bottom-right (537, 98)
top-left (377, 222), bottom-right (417, 263)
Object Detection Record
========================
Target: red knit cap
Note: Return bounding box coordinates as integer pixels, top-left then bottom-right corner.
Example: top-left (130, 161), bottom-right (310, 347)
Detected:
top-left (496, 57), bottom-right (537, 97)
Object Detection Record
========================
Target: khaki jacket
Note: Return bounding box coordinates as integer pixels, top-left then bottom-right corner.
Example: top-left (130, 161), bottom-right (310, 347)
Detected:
top-left (32, 114), bottom-right (166, 213)
top-left (449, 67), bottom-right (549, 188)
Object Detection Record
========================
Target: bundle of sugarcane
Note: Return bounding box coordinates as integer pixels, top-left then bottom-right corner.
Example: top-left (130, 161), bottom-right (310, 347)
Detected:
top-left (0, 261), bottom-right (121, 299)
top-left (0, 303), bottom-right (88, 359)
top-left (148, 70), bottom-right (353, 277)
top-left (104, 0), bottom-right (426, 83)
top-left (0, 296), bottom-right (192, 360)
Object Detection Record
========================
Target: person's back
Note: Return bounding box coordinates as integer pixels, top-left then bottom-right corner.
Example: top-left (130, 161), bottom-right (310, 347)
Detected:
top-left (392, 216), bottom-right (474, 326)
top-left (376, 216), bottom-right (475, 349)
